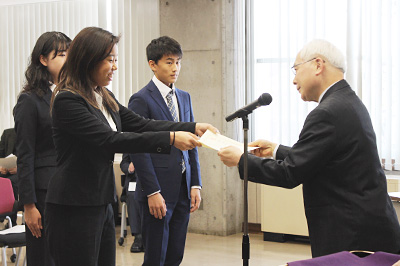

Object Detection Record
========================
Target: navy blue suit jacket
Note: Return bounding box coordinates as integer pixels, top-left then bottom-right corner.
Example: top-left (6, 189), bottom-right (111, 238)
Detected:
top-left (128, 80), bottom-right (201, 203)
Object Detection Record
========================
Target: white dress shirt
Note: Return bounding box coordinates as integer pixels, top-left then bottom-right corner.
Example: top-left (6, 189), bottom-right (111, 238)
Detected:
top-left (152, 75), bottom-right (180, 118)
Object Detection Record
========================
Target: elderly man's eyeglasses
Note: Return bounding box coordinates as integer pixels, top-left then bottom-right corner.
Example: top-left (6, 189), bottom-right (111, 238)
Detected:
top-left (291, 58), bottom-right (317, 75)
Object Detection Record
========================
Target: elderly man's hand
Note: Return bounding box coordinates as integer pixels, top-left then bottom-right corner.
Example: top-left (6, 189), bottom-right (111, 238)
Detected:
top-left (218, 146), bottom-right (243, 167)
top-left (249, 139), bottom-right (277, 158)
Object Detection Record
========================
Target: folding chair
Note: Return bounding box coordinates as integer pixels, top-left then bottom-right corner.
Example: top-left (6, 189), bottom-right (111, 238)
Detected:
top-left (0, 177), bottom-right (26, 266)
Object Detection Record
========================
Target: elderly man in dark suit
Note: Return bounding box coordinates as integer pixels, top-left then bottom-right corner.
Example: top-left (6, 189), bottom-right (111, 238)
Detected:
top-left (218, 39), bottom-right (400, 258)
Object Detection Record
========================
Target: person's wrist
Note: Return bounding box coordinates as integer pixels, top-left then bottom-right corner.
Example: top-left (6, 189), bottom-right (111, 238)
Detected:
top-left (171, 132), bottom-right (175, 146)
top-left (24, 203), bottom-right (35, 210)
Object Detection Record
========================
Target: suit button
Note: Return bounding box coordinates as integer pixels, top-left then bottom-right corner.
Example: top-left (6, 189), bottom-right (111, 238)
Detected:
top-left (157, 147), bottom-right (162, 153)
top-left (109, 160), bottom-right (114, 165)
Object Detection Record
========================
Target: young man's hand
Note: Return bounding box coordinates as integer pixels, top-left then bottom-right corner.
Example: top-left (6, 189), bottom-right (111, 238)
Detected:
top-left (148, 193), bottom-right (167, 219)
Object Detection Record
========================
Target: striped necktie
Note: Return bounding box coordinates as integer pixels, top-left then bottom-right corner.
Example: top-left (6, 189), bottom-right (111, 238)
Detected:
top-left (166, 90), bottom-right (186, 173)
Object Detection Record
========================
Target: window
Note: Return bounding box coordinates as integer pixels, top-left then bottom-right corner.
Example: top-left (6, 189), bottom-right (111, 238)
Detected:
top-left (251, 0), bottom-right (400, 170)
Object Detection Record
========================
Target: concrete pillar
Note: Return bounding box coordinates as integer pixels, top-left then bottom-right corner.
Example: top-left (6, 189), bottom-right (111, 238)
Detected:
top-left (159, 0), bottom-right (243, 236)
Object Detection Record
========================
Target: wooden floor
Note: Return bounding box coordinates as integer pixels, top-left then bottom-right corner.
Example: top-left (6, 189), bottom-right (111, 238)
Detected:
top-left (2, 226), bottom-right (312, 266)
top-left (116, 229), bottom-right (311, 266)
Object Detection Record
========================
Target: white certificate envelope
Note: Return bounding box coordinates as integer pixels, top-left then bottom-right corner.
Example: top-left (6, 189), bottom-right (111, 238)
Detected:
top-left (0, 154), bottom-right (17, 169)
top-left (128, 182), bottom-right (136, 192)
top-left (199, 130), bottom-right (258, 153)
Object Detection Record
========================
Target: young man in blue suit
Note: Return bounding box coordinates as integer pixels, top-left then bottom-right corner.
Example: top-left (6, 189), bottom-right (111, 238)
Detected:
top-left (128, 36), bottom-right (201, 266)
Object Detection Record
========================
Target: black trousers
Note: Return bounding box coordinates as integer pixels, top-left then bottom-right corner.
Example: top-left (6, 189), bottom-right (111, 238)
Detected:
top-left (25, 189), bottom-right (55, 266)
top-left (123, 173), bottom-right (141, 235)
top-left (45, 203), bottom-right (116, 266)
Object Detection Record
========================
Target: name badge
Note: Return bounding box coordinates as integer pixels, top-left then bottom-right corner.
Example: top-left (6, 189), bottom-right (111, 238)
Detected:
top-left (128, 182), bottom-right (136, 192)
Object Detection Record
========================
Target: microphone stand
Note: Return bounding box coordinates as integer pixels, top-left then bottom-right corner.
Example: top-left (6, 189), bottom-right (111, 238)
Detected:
top-left (242, 115), bottom-right (250, 266)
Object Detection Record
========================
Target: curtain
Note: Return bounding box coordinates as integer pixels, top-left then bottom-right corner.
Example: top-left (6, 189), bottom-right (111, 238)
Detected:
top-left (347, 0), bottom-right (400, 170)
top-left (0, 0), bottom-right (99, 132)
top-left (252, 0), bottom-right (400, 170)
top-left (0, 0), bottom-right (159, 132)
top-left (232, 0), bottom-right (246, 139)
top-left (108, 0), bottom-right (159, 106)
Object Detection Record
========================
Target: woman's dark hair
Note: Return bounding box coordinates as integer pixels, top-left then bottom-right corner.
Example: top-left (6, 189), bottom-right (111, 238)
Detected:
top-left (52, 27), bottom-right (120, 113)
top-left (146, 36), bottom-right (182, 64)
top-left (22, 31), bottom-right (71, 97)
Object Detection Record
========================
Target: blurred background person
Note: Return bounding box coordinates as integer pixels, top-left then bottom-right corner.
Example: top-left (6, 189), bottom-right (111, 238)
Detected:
top-left (120, 153), bottom-right (144, 253)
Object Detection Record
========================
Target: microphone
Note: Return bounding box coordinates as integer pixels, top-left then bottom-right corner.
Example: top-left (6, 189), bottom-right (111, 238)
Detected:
top-left (225, 93), bottom-right (272, 122)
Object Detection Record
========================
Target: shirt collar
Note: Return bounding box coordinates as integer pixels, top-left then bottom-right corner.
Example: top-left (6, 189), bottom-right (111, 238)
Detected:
top-left (50, 83), bottom-right (56, 92)
top-left (152, 75), bottom-right (175, 99)
top-left (94, 91), bottom-right (103, 109)
top-left (318, 80), bottom-right (340, 103)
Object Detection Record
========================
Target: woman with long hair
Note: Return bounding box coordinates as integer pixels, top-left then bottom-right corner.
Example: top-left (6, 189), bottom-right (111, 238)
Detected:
top-left (14, 31), bottom-right (71, 266)
top-left (45, 27), bottom-right (215, 266)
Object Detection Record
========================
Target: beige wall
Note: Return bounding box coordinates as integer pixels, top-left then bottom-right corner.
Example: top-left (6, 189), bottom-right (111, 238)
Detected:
top-left (159, 0), bottom-right (246, 236)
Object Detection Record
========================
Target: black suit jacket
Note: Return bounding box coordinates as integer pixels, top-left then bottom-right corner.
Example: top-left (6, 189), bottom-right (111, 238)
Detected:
top-left (240, 80), bottom-right (400, 257)
top-left (46, 90), bottom-right (195, 206)
top-left (0, 128), bottom-right (16, 158)
top-left (14, 90), bottom-right (57, 205)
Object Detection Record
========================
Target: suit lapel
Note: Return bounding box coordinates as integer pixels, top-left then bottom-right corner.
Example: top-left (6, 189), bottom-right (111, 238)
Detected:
top-left (43, 89), bottom-right (52, 107)
top-left (107, 107), bottom-right (122, 131)
top-left (87, 91), bottom-right (122, 131)
top-left (91, 105), bottom-right (109, 125)
top-left (175, 88), bottom-right (185, 122)
top-left (83, 100), bottom-right (113, 131)
top-left (148, 80), bottom-right (175, 121)
top-left (94, 106), bottom-right (122, 132)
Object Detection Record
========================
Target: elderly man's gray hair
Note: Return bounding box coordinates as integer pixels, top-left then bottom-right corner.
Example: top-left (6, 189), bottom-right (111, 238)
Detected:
top-left (298, 39), bottom-right (346, 73)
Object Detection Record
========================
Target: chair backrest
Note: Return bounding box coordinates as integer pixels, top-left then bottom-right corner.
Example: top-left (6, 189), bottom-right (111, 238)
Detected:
top-left (0, 178), bottom-right (15, 214)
